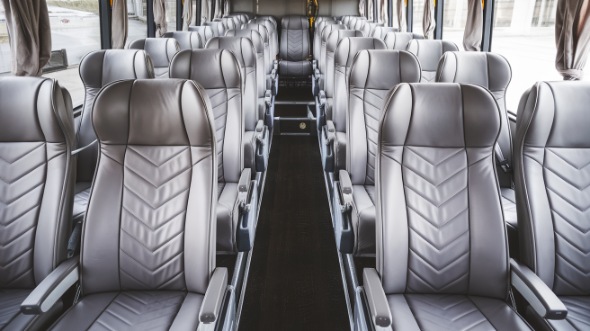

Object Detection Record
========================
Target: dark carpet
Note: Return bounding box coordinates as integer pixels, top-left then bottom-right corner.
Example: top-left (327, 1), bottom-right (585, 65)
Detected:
top-left (238, 135), bottom-right (350, 331)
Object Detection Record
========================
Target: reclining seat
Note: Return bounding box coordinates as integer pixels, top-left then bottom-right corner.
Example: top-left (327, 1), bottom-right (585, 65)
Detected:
top-left (322, 37), bottom-right (385, 173)
top-left (384, 32), bottom-right (423, 50)
top-left (170, 49), bottom-right (254, 254)
top-left (353, 17), bottom-right (367, 32)
top-left (240, 23), bottom-right (278, 97)
top-left (406, 39), bottom-right (458, 82)
top-left (32, 79), bottom-right (229, 330)
top-left (189, 25), bottom-right (214, 45)
top-left (0, 77), bottom-right (74, 330)
top-left (207, 37), bottom-right (269, 173)
top-left (205, 21), bottom-right (227, 37)
top-left (340, 15), bottom-right (354, 28)
top-left (436, 52), bottom-right (517, 254)
top-left (372, 26), bottom-right (397, 40)
top-left (313, 19), bottom-right (335, 69)
top-left (316, 30), bottom-right (363, 130)
top-left (251, 17), bottom-right (278, 62)
top-left (127, 38), bottom-right (179, 78)
top-left (362, 83), bottom-right (541, 330)
top-left (313, 23), bottom-right (345, 95)
top-left (163, 31), bottom-right (203, 50)
top-left (361, 22), bottom-right (378, 37)
top-left (515, 81), bottom-right (590, 330)
top-left (348, 17), bottom-right (358, 29)
top-left (278, 16), bottom-right (312, 77)
top-left (73, 50), bottom-right (154, 235)
top-left (333, 50), bottom-right (420, 256)
top-left (221, 17), bottom-right (237, 31)
top-left (225, 29), bottom-right (274, 129)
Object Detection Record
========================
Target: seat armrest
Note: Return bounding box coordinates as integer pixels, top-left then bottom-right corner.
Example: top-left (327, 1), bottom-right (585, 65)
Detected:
top-left (254, 120), bottom-right (269, 172)
top-left (312, 59), bottom-right (317, 70)
top-left (363, 268), bottom-right (391, 328)
top-left (273, 59), bottom-right (278, 71)
top-left (333, 170), bottom-right (354, 253)
top-left (199, 268), bottom-right (228, 324)
top-left (338, 170), bottom-right (353, 205)
top-left (321, 120), bottom-right (336, 172)
top-left (21, 258), bottom-right (79, 315)
top-left (73, 104), bottom-right (83, 118)
top-left (236, 168), bottom-right (259, 251)
top-left (316, 90), bottom-right (327, 127)
top-left (510, 259), bottom-right (567, 320)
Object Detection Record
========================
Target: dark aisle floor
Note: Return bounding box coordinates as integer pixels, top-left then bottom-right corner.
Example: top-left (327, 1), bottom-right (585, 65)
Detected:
top-left (239, 135), bottom-right (350, 331)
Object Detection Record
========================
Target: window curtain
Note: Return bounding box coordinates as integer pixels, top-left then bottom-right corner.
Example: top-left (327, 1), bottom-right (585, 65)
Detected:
top-left (214, 0), bottom-right (223, 18)
top-left (1, 0), bottom-right (51, 76)
top-left (111, 0), bottom-right (128, 48)
top-left (153, 0), bottom-right (167, 36)
top-left (368, 0), bottom-right (374, 21)
top-left (463, 0), bottom-right (483, 51)
top-left (223, 0), bottom-right (230, 17)
top-left (359, 0), bottom-right (367, 17)
top-left (182, 0), bottom-right (192, 30)
top-left (397, 0), bottom-right (407, 32)
top-left (379, 0), bottom-right (389, 25)
top-left (556, 0), bottom-right (590, 80)
top-left (422, 0), bottom-right (435, 39)
top-left (201, 0), bottom-right (212, 24)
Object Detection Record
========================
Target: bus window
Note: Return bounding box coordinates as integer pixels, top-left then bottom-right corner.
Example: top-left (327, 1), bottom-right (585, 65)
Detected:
top-left (491, 0), bottom-right (561, 111)
top-left (413, 0), bottom-right (425, 35)
top-left (43, 0), bottom-right (101, 106)
top-left (442, 0), bottom-right (468, 50)
top-left (0, 1), bottom-right (10, 75)
top-left (128, 0), bottom-right (148, 42)
top-left (166, 0), bottom-right (177, 31)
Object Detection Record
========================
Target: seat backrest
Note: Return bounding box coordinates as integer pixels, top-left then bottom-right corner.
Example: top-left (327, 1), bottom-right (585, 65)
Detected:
top-left (254, 15), bottom-right (278, 29)
top-left (406, 39), bottom-right (458, 82)
top-left (372, 26), bottom-right (397, 40)
top-left (189, 25), bottom-right (215, 44)
top-left (127, 38), bottom-right (179, 78)
top-left (377, 83), bottom-right (508, 298)
top-left (384, 31), bottom-right (423, 50)
top-left (221, 17), bottom-right (237, 31)
top-left (77, 50), bottom-right (154, 183)
top-left (163, 31), bottom-right (203, 50)
top-left (362, 22), bottom-right (378, 37)
top-left (436, 52), bottom-right (513, 188)
top-left (319, 23), bottom-right (345, 75)
top-left (353, 17), bottom-right (367, 31)
top-left (324, 30), bottom-right (363, 101)
top-left (332, 37), bottom-right (386, 131)
top-left (250, 17), bottom-right (278, 57)
top-left (314, 20), bottom-right (332, 62)
top-left (280, 16), bottom-right (311, 62)
top-left (206, 37), bottom-right (258, 131)
top-left (170, 49), bottom-right (243, 185)
top-left (239, 23), bottom-right (271, 74)
top-left (80, 79), bottom-right (216, 295)
top-left (515, 81), bottom-right (590, 296)
top-left (347, 50), bottom-right (421, 186)
top-left (348, 16), bottom-right (358, 29)
top-left (0, 77), bottom-right (75, 289)
top-left (205, 21), bottom-right (226, 37)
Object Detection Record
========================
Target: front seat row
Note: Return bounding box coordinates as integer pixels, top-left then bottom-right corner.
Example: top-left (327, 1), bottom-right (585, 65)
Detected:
top-left (0, 77), bottom-right (229, 330)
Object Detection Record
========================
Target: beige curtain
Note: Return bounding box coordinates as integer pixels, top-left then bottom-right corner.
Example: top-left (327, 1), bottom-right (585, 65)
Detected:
top-left (556, 0), bottom-right (590, 80)
top-left (214, 0), bottom-right (223, 19)
top-left (201, 0), bottom-right (212, 24)
top-left (397, 0), bottom-right (407, 32)
top-left (111, 0), bottom-right (128, 48)
top-left (368, 0), bottom-right (374, 21)
top-left (153, 0), bottom-right (167, 37)
top-left (463, 0), bottom-right (483, 51)
top-left (2, 0), bottom-right (51, 76)
top-left (359, 0), bottom-right (367, 17)
top-left (182, 0), bottom-right (192, 30)
top-left (379, 0), bottom-right (389, 25)
top-left (422, 0), bottom-right (435, 39)
top-left (223, 0), bottom-right (230, 17)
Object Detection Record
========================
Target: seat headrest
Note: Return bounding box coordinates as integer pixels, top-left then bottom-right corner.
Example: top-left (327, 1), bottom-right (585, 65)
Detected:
top-left (334, 37), bottom-right (386, 67)
top-left (241, 23), bottom-right (270, 43)
top-left (189, 25), bottom-right (214, 41)
top-left (384, 32), bottom-right (423, 50)
top-left (321, 23), bottom-right (345, 42)
top-left (205, 37), bottom-right (257, 69)
top-left (326, 30), bottom-right (364, 52)
top-left (163, 31), bottom-right (203, 50)
top-left (406, 39), bottom-right (459, 71)
top-left (372, 26), bottom-right (398, 39)
top-left (93, 79), bottom-right (214, 147)
top-left (381, 83), bottom-right (500, 148)
top-left (225, 29), bottom-right (264, 54)
top-left (204, 21), bottom-right (226, 37)
top-left (80, 49), bottom-right (155, 89)
top-left (281, 16), bottom-right (309, 29)
top-left (518, 81), bottom-right (590, 148)
top-left (436, 52), bottom-right (511, 93)
top-left (349, 50), bottom-right (421, 90)
top-left (0, 77), bottom-right (73, 143)
top-left (170, 49), bottom-right (241, 90)
top-left (128, 38), bottom-right (179, 69)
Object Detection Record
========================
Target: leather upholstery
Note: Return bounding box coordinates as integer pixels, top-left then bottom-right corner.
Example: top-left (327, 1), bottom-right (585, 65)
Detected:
top-left (406, 39), bottom-right (458, 82)
top-left (75, 50), bottom-right (154, 222)
top-left (515, 81), bottom-right (590, 329)
top-left (353, 17), bottom-right (367, 31)
top-left (384, 31), bottom-right (423, 50)
top-left (50, 79), bottom-right (217, 330)
top-left (127, 38), bottom-right (180, 78)
top-left (319, 23), bottom-right (345, 79)
top-left (361, 22), bottom-right (378, 37)
top-left (279, 16), bottom-right (312, 76)
top-left (313, 20), bottom-right (335, 62)
top-left (163, 31), bottom-right (203, 50)
top-left (221, 17), bottom-right (237, 31)
top-left (346, 50), bottom-right (420, 256)
top-left (372, 26), bottom-right (397, 40)
top-left (205, 21), bottom-right (226, 37)
top-left (0, 77), bottom-right (75, 330)
top-left (436, 52), bottom-right (516, 230)
top-left (376, 83), bottom-right (530, 330)
top-left (189, 25), bottom-right (214, 45)
top-left (250, 17), bottom-right (278, 58)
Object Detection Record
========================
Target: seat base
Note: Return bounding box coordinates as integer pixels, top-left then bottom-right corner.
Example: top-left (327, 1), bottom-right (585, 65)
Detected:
top-left (279, 61), bottom-right (312, 77)
top-left (0, 289), bottom-right (61, 331)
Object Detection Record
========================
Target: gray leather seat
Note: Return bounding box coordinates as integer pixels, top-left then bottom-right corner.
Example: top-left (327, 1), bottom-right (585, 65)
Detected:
top-left (312, 23), bottom-right (345, 95)
top-left (515, 81), bottom-right (590, 330)
top-left (170, 49), bottom-right (247, 254)
top-left (279, 16), bottom-right (312, 77)
top-left (436, 52), bottom-right (517, 253)
top-left (363, 83), bottom-right (532, 330)
top-left (0, 77), bottom-right (75, 330)
top-left (406, 39), bottom-right (458, 82)
top-left (73, 50), bottom-right (154, 230)
top-left (313, 19), bottom-right (335, 64)
top-left (353, 17), bottom-right (367, 31)
top-left (250, 17), bottom-right (278, 59)
top-left (372, 26), bottom-right (397, 40)
top-left (340, 15), bottom-right (355, 28)
top-left (163, 31), bottom-right (203, 50)
top-left (238, 23), bottom-right (278, 96)
top-left (189, 25), bottom-right (215, 45)
top-left (206, 37), bottom-right (269, 173)
top-left (205, 21), bottom-right (226, 37)
top-left (127, 38), bottom-right (179, 78)
top-left (45, 79), bottom-right (228, 330)
top-left (361, 22), bottom-right (378, 37)
top-left (335, 50), bottom-right (420, 256)
top-left (221, 17), bottom-right (237, 31)
top-left (383, 31), bottom-right (423, 50)
top-left (322, 37), bottom-right (385, 173)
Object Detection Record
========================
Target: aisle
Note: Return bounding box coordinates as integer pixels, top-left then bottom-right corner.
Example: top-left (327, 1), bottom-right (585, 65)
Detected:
top-left (238, 135), bottom-right (350, 331)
